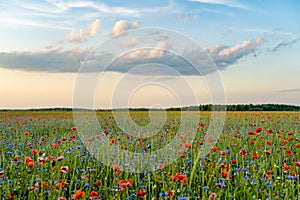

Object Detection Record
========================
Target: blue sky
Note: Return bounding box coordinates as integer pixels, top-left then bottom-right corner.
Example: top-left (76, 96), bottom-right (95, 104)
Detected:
top-left (0, 0), bottom-right (299, 108)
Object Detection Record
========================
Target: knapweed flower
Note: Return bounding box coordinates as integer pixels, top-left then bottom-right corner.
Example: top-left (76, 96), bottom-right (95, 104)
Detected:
top-left (60, 166), bottom-right (69, 174)
top-left (72, 190), bottom-right (85, 199)
top-left (217, 183), bottom-right (226, 188)
top-left (0, 171), bottom-right (4, 179)
top-left (209, 192), bottom-right (217, 200)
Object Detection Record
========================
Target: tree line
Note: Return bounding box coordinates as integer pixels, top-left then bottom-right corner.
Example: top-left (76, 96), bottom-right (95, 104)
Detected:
top-left (1, 104), bottom-right (299, 112)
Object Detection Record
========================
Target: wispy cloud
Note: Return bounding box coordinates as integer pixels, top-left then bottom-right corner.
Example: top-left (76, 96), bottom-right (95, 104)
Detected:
top-left (278, 88), bottom-right (300, 93)
top-left (269, 37), bottom-right (300, 52)
top-left (190, 0), bottom-right (248, 9)
top-left (176, 13), bottom-right (199, 22)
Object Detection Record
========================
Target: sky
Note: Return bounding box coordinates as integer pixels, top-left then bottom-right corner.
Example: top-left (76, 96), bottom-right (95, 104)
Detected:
top-left (0, 0), bottom-right (299, 109)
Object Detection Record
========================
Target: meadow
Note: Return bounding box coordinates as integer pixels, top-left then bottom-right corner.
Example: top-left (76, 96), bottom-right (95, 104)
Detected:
top-left (0, 111), bottom-right (299, 199)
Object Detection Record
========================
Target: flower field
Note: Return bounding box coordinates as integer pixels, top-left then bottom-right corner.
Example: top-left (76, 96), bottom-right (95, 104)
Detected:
top-left (0, 111), bottom-right (299, 199)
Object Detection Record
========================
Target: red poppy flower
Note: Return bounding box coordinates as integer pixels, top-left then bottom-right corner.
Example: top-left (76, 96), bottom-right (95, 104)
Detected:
top-left (28, 160), bottom-right (35, 167)
top-left (265, 140), bottom-right (272, 145)
top-left (12, 157), bottom-right (18, 162)
top-left (60, 166), bottom-right (69, 174)
top-left (109, 138), bottom-right (116, 145)
top-left (294, 161), bottom-right (300, 167)
top-left (282, 163), bottom-right (290, 171)
top-left (24, 157), bottom-right (33, 164)
top-left (94, 180), bottom-right (101, 186)
top-left (31, 149), bottom-right (38, 155)
top-left (252, 153), bottom-right (259, 159)
top-left (264, 150), bottom-right (271, 155)
top-left (37, 157), bottom-right (46, 165)
top-left (170, 173), bottom-right (187, 184)
top-left (248, 131), bottom-right (256, 136)
top-left (221, 171), bottom-right (230, 179)
top-left (72, 190), bottom-right (85, 199)
top-left (239, 148), bottom-right (247, 157)
top-left (118, 178), bottom-right (132, 188)
top-left (136, 189), bottom-right (147, 198)
top-left (89, 191), bottom-right (99, 200)
top-left (256, 128), bottom-right (262, 133)
top-left (211, 147), bottom-right (217, 152)
top-left (55, 179), bottom-right (66, 190)
top-left (286, 149), bottom-right (291, 157)
top-left (57, 156), bottom-right (64, 161)
top-left (267, 129), bottom-right (274, 134)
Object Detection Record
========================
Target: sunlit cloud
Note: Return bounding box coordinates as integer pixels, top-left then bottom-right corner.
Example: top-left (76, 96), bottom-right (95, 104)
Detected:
top-left (68, 19), bottom-right (101, 42)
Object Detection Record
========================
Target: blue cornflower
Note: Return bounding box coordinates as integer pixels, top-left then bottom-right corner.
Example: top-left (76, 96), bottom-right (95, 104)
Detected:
top-left (203, 186), bottom-right (209, 190)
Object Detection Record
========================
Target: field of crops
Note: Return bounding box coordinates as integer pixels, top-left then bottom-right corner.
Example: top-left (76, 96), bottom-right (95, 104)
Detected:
top-left (0, 111), bottom-right (299, 199)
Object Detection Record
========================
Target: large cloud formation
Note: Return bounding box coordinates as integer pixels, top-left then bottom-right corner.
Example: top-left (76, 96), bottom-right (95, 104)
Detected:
top-left (0, 35), bottom-right (262, 75)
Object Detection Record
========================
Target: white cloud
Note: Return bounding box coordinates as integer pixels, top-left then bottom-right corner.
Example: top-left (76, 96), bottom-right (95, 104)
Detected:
top-left (68, 19), bottom-right (101, 42)
top-left (110, 20), bottom-right (140, 37)
top-left (218, 38), bottom-right (262, 57)
top-left (190, 0), bottom-right (247, 9)
top-left (121, 37), bottom-right (141, 48)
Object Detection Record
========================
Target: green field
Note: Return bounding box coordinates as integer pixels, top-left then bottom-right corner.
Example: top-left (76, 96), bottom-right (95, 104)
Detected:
top-left (0, 111), bottom-right (299, 199)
